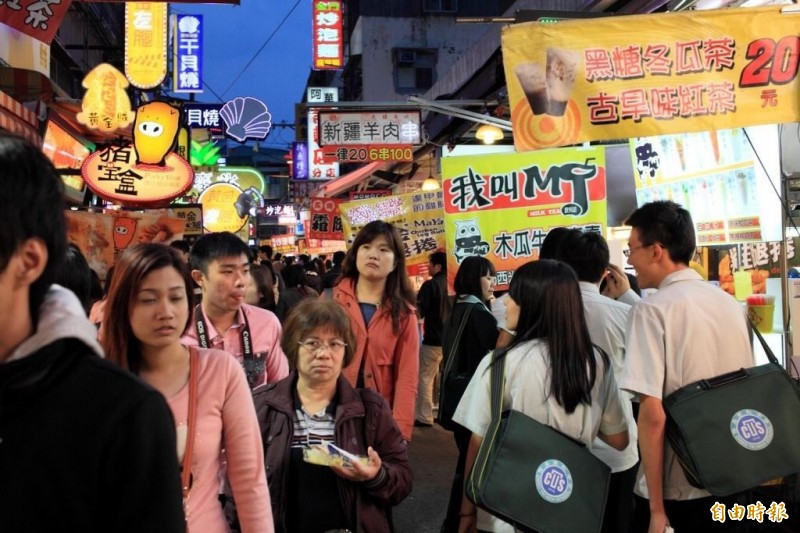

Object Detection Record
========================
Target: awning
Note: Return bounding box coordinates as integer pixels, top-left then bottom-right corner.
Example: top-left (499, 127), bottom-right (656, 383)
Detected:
top-left (0, 89), bottom-right (41, 145)
top-left (319, 161), bottom-right (384, 198)
top-left (0, 67), bottom-right (69, 104)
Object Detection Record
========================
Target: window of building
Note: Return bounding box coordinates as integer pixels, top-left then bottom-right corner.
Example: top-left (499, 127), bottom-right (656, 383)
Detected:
top-left (394, 49), bottom-right (437, 93)
top-left (423, 0), bottom-right (457, 13)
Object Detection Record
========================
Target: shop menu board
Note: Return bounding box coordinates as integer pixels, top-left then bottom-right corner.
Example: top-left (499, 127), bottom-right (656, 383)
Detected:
top-left (41, 120), bottom-right (93, 204)
top-left (630, 124), bottom-right (781, 244)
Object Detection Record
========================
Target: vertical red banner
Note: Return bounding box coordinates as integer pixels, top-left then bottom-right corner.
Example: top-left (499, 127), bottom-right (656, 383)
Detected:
top-left (312, 1), bottom-right (343, 70)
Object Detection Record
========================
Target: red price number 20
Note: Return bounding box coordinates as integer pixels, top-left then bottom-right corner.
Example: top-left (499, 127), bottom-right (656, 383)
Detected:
top-left (739, 35), bottom-right (800, 87)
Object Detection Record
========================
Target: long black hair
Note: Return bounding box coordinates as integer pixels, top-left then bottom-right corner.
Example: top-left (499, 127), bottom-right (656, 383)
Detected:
top-left (494, 260), bottom-right (598, 413)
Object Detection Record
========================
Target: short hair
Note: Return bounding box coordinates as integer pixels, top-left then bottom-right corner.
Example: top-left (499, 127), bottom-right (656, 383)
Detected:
top-left (282, 263), bottom-right (309, 289)
top-left (189, 232), bottom-right (250, 275)
top-left (0, 134), bottom-right (67, 322)
top-left (539, 226), bottom-right (571, 260)
top-left (249, 263), bottom-right (276, 311)
top-left (429, 251), bottom-right (447, 272)
top-left (281, 299), bottom-right (356, 370)
top-left (341, 221), bottom-right (416, 334)
top-left (169, 239), bottom-right (190, 254)
top-left (332, 250), bottom-right (346, 265)
top-left (625, 201), bottom-right (695, 265)
top-left (454, 255), bottom-right (496, 304)
top-left (259, 245), bottom-right (273, 259)
top-left (54, 244), bottom-right (94, 315)
top-left (103, 244), bottom-right (194, 374)
top-left (555, 229), bottom-right (609, 283)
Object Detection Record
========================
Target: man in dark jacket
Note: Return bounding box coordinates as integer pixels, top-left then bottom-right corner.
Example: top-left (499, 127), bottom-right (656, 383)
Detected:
top-left (0, 134), bottom-right (185, 532)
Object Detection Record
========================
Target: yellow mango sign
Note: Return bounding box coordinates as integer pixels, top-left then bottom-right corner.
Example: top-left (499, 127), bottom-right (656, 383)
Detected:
top-left (125, 2), bottom-right (168, 90)
top-left (76, 64), bottom-right (133, 133)
top-left (502, 6), bottom-right (800, 151)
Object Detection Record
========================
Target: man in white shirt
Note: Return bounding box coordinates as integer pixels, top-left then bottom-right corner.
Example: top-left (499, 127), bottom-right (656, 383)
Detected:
top-left (557, 229), bottom-right (639, 533)
top-left (620, 201), bottom-right (753, 532)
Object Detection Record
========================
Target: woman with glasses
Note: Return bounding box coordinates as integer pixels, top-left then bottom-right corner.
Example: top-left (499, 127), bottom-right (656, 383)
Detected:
top-left (102, 243), bottom-right (272, 533)
top-left (332, 220), bottom-right (419, 442)
top-left (253, 299), bottom-right (411, 533)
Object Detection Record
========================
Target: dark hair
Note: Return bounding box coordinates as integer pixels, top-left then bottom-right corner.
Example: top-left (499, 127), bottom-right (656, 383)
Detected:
top-left (259, 244), bottom-right (273, 259)
top-left (189, 232), bottom-right (250, 275)
top-left (282, 264), bottom-right (314, 297)
top-left (249, 263), bottom-right (276, 311)
top-left (429, 251), bottom-right (451, 320)
top-left (169, 239), bottom-right (191, 255)
top-left (625, 200), bottom-right (695, 265)
top-left (332, 250), bottom-right (346, 265)
top-left (539, 226), bottom-right (571, 260)
top-left (555, 229), bottom-right (609, 283)
top-left (281, 299), bottom-right (356, 370)
top-left (89, 269), bottom-right (103, 305)
top-left (0, 134), bottom-right (67, 322)
top-left (54, 244), bottom-right (94, 316)
top-left (103, 266), bottom-right (116, 297)
top-left (103, 244), bottom-right (194, 374)
top-left (495, 260), bottom-right (598, 414)
top-left (454, 255), bottom-right (495, 305)
top-left (341, 221), bottom-right (416, 334)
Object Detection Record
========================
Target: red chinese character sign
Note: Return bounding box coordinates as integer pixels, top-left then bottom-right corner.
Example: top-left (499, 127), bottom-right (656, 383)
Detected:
top-left (308, 198), bottom-right (344, 241)
top-left (312, 1), bottom-right (343, 70)
top-left (0, 0), bottom-right (71, 44)
top-left (442, 147), bottom-right (607, 292)
top-left (502, 6), bottom-right (800, 151)
top-left (81, 102), bottom-right (194, 208)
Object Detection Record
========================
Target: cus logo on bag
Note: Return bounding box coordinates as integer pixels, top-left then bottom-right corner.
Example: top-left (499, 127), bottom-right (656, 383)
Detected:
top-left (535, 460), bottom-right (573, 503)
top-left (730, 409), bottom-right (773, 451)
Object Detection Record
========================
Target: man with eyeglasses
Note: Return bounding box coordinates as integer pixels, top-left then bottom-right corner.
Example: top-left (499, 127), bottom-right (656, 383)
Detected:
top-left (619, 201), bottom-right (753, 533)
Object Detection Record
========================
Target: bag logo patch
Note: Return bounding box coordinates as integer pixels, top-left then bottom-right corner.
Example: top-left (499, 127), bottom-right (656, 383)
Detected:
top-left (730, 409), bottom-right (773, 451)
top-left (535, 460), bottom-right (573, 503)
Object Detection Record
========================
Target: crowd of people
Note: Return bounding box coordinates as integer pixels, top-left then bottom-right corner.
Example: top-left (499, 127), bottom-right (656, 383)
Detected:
top-left (0, 132), bottom-right (759, 532)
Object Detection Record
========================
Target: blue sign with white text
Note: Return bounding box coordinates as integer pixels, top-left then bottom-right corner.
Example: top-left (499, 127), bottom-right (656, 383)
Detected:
top-left (174, 14), bottom-right (203, 93)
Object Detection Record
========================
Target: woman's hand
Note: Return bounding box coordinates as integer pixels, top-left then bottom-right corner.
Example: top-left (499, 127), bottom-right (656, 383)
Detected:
top-left (330, 446), bottom-right (382, 483)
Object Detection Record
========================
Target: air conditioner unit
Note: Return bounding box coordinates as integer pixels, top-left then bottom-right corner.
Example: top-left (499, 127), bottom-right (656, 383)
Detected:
top-left (398, 51), bottom-right (417, 64)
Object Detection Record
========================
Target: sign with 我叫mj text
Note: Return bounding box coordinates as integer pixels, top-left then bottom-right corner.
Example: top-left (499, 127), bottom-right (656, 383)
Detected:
top-left (442, 146), bottom-right (607, 291)
top-left (312, 1), bottom-right (343, 70)
top-left (502, 6), bottom-right (800, 151)
top-left (0, 0), bottom-right (72, 44)
top-left (125, 2), bottom-right (168, 89)
top-left (318, 111), bottom-right (422, 146)
top-left (173, 14), bottom-right (203, 93)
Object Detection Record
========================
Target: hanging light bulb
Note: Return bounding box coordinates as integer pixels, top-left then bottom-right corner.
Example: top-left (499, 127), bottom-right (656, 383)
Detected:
top-left (475, 123), bottom-right (504, 144)
top-left (420, 156), bottom-right (440, 191)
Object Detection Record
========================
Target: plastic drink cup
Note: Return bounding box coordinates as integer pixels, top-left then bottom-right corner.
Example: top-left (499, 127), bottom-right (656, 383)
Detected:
top-left (733, 270), bottom-right (753, 301)
top-left (748, 304), bottom-right (774, 333)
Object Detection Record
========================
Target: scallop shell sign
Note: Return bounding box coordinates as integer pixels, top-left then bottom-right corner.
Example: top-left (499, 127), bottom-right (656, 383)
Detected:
top-left (220, 96), bottom-right (272, 142)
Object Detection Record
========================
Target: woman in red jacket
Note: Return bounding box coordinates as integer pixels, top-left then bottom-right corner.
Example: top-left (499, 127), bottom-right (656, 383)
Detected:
top-left (254, 299), bottom-right (412, 532)
top-left (332, 220), bottom-right (419, 441)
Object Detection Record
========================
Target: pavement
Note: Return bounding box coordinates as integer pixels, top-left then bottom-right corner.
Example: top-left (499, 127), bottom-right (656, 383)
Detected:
top-left (394, 422), bottom-right (458, 533)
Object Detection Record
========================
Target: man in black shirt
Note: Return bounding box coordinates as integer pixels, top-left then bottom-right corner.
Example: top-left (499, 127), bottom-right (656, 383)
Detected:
top-left (414, 251), bottom-right (448, 427)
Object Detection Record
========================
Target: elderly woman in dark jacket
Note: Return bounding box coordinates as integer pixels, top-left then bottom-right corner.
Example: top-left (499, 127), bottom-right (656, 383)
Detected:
top-left (254, 299), bottom-right (412, 533)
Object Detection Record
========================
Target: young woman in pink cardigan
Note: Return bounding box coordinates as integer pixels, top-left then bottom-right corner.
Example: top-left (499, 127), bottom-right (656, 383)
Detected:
top-left (103, 243), bottom-right (273, 533)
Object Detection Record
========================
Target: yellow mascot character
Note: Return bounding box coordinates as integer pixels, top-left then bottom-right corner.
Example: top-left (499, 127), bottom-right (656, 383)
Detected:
top-left (133, 102), bottom-right (180, 166)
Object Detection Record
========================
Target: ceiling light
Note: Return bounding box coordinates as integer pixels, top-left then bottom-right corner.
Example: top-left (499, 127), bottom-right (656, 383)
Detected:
top-left (421, 157), bottom-right (440, 191)
top-left (476, 124), bottom-right (504, 144)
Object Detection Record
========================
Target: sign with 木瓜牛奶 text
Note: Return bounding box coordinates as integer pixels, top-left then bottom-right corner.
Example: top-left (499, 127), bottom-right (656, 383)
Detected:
top-left (502, 6), bottom-right (800, 151)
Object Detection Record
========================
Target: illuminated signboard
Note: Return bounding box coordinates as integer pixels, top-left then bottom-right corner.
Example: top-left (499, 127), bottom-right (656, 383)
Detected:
top-left (318, 110), bottom-right (422, 146)
top-left (312, 1), bottom-right (343, 70)
top-left (76, 64), bottom-right (134, 133)
top-left (81, 102), bottom-right (194, 207)
top-left (42, 121), bottom-right (91, 171)
top-left (173, 14), bottom-right (203, 93)
top-left (187, 166), bottom-right (266, 233)
top-left (184, 103), bottom-right (223, 131)
top-left (125, 2), bottom-right (168, 89)
top-left (307, 87), bottom-right (339, 180)
top-left (220, 96), bottom-right (272, 142)
top-left (323, 144), bottom-right (414, 163)
top-left (291, 142), bottom-right (309, 180)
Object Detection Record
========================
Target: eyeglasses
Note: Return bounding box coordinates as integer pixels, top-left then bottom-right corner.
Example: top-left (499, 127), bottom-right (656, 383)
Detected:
top-left (623, 243), bottom-right (655, 257)
top-left (298, 339), bottom-right (347, 353)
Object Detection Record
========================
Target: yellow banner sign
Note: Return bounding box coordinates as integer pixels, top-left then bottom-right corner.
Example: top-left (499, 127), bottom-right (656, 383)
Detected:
top-left (339, 191), bottom-right (446, 272)
top-left (502, 6), bottom-right (800, 151)
top-left (76, 64), bottom-right (133, 132)
top-left (125, 2), bottom-right (168, 89)
top-left (442, 146), bottom-right (607, 291)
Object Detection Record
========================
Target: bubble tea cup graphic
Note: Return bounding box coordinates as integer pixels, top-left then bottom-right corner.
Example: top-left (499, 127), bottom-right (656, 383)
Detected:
top-left (515, 48), bottom-right (579, 117)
